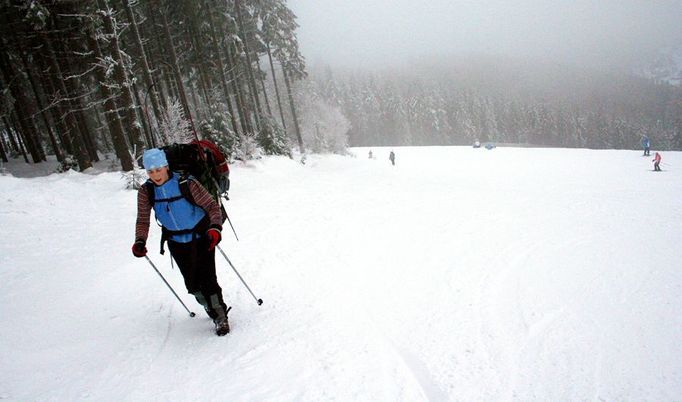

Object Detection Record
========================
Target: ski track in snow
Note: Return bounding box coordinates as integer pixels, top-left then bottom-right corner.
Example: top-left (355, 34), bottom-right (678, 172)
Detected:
top-left (1, 147), bottom-right (682, 401)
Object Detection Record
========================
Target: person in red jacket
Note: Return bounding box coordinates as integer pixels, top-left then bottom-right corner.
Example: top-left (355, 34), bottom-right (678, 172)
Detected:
top-left (653, 152), bottom-right (662, 171)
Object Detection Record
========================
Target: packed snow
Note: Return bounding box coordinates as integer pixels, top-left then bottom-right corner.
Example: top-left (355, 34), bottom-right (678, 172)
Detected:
top-left (1, 146), bottom-right (681, 401)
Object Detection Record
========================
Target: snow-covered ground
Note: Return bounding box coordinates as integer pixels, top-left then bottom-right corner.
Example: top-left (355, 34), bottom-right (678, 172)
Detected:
top-left (1, 146), bottom-right (681, 401)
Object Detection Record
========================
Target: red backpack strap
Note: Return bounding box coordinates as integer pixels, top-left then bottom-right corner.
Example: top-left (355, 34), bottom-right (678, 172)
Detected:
top-left (192, 139), bottom-right (229, 175)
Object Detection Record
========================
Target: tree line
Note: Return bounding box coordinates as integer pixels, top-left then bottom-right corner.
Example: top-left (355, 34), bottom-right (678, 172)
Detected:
top-left (0, 0), bottom-right (306, 171)
top-left (312, 59), bottom-right (682, 150)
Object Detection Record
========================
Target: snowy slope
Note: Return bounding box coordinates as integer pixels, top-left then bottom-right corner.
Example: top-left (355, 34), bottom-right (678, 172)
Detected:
top-left (1, 146), bottom-right (681, 401)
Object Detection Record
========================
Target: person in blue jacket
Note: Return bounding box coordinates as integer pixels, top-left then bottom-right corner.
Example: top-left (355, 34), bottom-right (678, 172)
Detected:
top-left (132, 148), bottom-right (230, 336)
top-left (641, 135), bottom-right (651, 156)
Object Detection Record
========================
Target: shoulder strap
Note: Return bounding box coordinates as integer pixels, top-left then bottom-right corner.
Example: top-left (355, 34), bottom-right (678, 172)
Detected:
top-left (179, 174), bottom-right (226, 222)
top-left (178, 174), bottom-right (196, 206)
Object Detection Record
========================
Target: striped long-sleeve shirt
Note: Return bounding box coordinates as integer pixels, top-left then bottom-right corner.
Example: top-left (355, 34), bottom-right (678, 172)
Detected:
top-left (135, 179), bottom-right (223, 242)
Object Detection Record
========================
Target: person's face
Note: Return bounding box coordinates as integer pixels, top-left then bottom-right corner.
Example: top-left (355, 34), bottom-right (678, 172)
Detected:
top-left (147, 166), bottom-right (170, 185)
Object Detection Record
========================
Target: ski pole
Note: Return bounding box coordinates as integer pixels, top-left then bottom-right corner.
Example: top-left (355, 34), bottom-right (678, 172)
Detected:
top-left (225, 212), bottom-right (239, 241)
top-left (216, 245), bottom-right (263, 305)
top-left (211, 178), bottom-right (238, 242)
top-left (144, 256), bottom-right (196, 317)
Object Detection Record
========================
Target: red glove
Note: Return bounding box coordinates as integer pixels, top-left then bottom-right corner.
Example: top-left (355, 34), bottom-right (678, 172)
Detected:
top-left (207, 228), bottom-right (221, 251)
top-left (132, 240), bottom-right (147, 258)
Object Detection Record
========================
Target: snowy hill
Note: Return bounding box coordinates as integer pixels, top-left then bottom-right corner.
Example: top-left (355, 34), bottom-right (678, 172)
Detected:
top-left (1, 146), bottom-right (681, 401)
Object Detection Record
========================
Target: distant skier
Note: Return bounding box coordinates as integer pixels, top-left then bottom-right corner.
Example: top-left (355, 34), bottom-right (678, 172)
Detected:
top-left (641, 135), bottom-right (651, 156)
top-left (389, 150), bottom-right (395, 166)
top-left (368, 150), bottom-right (373, 159)
top-left (653, 152), bottom-right (662, 171)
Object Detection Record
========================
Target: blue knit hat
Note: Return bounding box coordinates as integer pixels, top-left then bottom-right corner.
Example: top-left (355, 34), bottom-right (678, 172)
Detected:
top-left (142, 148), bottom-right (168, 170)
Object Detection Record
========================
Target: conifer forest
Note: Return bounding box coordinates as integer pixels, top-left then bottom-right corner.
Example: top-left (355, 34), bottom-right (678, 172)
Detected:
top-left (0, 0), bottom-right (306, 171)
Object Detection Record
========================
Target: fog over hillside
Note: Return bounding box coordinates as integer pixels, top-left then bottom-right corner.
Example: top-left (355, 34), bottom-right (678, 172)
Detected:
top-left (295, 57), bottom-right (682, 149)
top-left (283, 1), bottom-right (682, 150)
top-left (288, 0), bottom-right (682, 73)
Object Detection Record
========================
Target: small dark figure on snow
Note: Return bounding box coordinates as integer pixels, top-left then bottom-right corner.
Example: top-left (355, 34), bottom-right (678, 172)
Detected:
top-left (132, 149), bottom-right (231, 336)
top-left (641, 135), bottom-right (651, 156)
top-left (368, 150), bottom-right (373, 159)
top-left (389, 150), bottom-right (395, 166)
top-left (653, 152), bottom-right (662, 171)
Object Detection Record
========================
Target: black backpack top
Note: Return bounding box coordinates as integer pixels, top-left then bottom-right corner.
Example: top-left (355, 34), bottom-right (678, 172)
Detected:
top-left (144, 141), bottom-right (229, 223)
top-left (162, 142), bottom-right (229, 200)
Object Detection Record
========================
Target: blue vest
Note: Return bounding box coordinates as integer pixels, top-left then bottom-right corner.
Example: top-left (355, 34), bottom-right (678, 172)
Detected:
top-left (151, 174), bottom-right (206, 243)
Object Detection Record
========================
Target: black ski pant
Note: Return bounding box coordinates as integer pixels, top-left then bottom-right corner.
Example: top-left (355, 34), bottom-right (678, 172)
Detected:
top-left (168, 236), bottom-right (226, 315)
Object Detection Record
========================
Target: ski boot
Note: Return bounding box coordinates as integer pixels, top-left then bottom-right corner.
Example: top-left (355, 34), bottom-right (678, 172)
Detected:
top-left (213, 305), bottom-right (231, 336)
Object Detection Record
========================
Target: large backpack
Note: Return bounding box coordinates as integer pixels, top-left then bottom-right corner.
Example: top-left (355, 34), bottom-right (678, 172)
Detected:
top-left (145, 140), bottom-right (230, 222)
top-left (163, 140), bottom-right (230, 198)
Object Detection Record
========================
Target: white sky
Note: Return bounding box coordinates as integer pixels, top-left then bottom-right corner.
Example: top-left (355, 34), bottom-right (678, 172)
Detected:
top-left (286, 0), bottom-right (682, 70)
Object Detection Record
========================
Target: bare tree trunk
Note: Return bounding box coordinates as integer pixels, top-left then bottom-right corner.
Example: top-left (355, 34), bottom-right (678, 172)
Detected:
top-left (282, 66), bottom-right (303, 152)
top-left (157, 1), bottom-right (197, 139)
top-left (205, 2), bottom-right (240, 136)
top-left (34, 50), bottom-right (73, 155)
top-left (0, 13), bottom-right (46, 163)
top-left (188, 82), bottom-right (202, 122)
top-left (132, 81), bottom-right (154, 147)
top-left (92, 104), bottom-right (112, 152)
top-left (0, 43), bottom-right (44, 163)
top-left (256, 57), bottom-right (273, 116)
top-left (162, 65), bottom-right (178, 101)
top-left (0, 128), bottom-right (7, 163)
top-left (144, 2), bottom-right (168, 112)
top-left (19, 48), bottom-right (64, 162)
top-left (234, 58), bottom-right (254, 133)
top-left (9, 113), bottom-right (30, 163)
top-left (72, 96), bottom-right (99, 162)
top-left (41, 26), bottom-right (94, 169)
top-left (189, 23), bottom-right (214, 114)
top-left (267, 44), bottom-right (287, 131)
top-left (182, 6), bottom-right (214, 117)
top-left (1, 73), bottom-right (41, 163)
top-left (256, 59), bottom-right (272, 117)
top-left (87, 31), bottom-right (134, 171)
top-left (98, 0), bottom-right (146, 162)
top-left (48, 10), bottom-right (100, 163)
top-left (235, 0), bottom-right (263, 131)
top-left (155, 70), bottom-right (169, 112)
top-left (123, 0), bottom-right (163, 144)
top-left (222, 28), bottom-right (252, 134)
top-left (3, 116), bottom-right (22, 156)
top-left (197, 65), bottom-right (214, 112)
